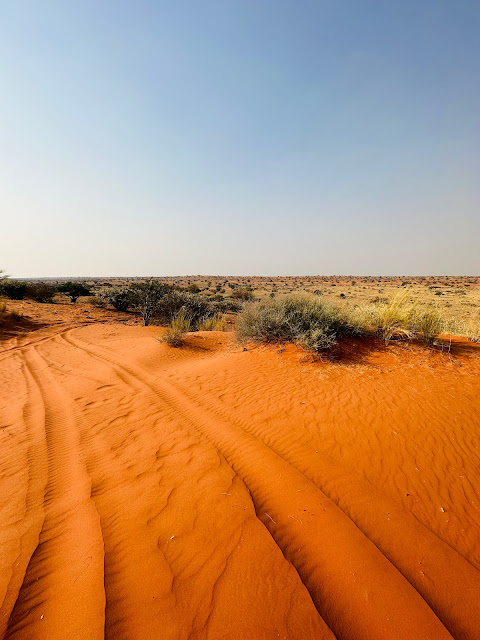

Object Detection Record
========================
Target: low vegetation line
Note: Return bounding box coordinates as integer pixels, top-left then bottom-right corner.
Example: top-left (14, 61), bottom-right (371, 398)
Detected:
top-left (235, 293), bottom-right (466, 353)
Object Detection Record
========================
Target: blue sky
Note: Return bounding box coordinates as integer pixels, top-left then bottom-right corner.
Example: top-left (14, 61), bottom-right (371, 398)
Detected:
top-left (1, 1), bottom-right (479, 276)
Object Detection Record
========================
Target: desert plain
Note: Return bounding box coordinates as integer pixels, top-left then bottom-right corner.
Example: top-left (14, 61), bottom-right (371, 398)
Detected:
top-left (0, 275), bottom-right (479, 640)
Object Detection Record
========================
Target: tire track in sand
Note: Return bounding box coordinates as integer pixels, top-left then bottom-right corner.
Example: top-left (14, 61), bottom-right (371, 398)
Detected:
top-left (50, 334), bottom-right (333, 640)
top-left (5, 347), bottom-right (105, 640)
top-left (63, 329), bottom-right (454, 640)
top-left (0, 359), bottom-right (48, 636)
top-left (0, 324), bottom-right (92, 363)
top-left (166, 368), bottom-right (480, 640)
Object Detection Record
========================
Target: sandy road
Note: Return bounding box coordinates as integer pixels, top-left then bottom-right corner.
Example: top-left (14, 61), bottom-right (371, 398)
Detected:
top-left (1, 324), bottom-right (479, 639)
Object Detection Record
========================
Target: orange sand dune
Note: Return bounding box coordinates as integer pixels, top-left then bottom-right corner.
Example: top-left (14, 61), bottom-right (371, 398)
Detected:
top-left (1, 323), bottom-right (479, 640)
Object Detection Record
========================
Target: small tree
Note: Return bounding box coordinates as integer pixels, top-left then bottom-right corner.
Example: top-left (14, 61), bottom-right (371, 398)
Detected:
top-left (129, 281), bottom-right (171, 326)
top-left (58, 281), bottom-right (91, 303)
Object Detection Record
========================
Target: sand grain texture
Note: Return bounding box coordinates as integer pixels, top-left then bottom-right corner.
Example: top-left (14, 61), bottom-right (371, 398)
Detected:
top-left (1, 323), bottom-right (479, 639)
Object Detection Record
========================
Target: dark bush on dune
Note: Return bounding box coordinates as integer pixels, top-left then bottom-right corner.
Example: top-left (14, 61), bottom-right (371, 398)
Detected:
top-left (214, 298), bottom-right (242, 313)
top-left (128, 281), bottom-right (172, 326)
top-left (155, 290), bottom-right (223, 329)
top-left (0, 280), bottom-right (29, 300)
top-left (100, 286), bottom-right (134, 312)
top-left (236, 295), bottom-right (361, 352)
top-left (230, 286), bottom-right (255, 302)
top-left (58, 282), bottom-right (91, 303)
top-left (26, 282), bottom-right (57, 303)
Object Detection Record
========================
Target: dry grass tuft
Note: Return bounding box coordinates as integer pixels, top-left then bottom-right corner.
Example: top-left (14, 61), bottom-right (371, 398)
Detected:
top-left (161, 311), bottom-right (191, 347)
top-left (196, 313), bottom-right (226, 331)
top-left (351, 293), bottom-right (445, 345)
top-left (449, 311), bottom-right (480, 343)
top-left (355, 292), bottom-right (414, 344)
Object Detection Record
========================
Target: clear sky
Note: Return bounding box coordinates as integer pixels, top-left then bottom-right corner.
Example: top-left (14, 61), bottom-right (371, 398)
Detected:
top-left (1, 1), bottom-right (479, 277)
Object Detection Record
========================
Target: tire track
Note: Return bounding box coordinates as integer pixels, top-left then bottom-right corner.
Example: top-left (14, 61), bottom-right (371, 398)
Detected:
top-left (0, 325), bottom-right (84, 363)
top-left (53, 333), bottom-right (333, 640)
top-left (166, 367), bottom-right (480, 640)
top-left (0, 359), bottom-right (48, 636)
top-left (63, 330), bottom-right (454, 640)
top-left (5, 347), bottom-right (105, 640)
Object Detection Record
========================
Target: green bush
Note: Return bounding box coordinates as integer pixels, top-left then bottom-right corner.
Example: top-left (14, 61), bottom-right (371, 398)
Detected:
top-left (100, 286), bottom-right (134, 311)
top-left (231, 286), bottom-right (254, 302)
top-left (87, 296), bottom-right (107, 308)
top-left (155, 290), bottom-right (225, 329)
top-left (58, 281), bottom-right (91, 303)
top-left (0, 280), bottom-right (28, 300)
top-left (236, 295), bottom-right (361, 352)
top-left (26, 282), bottom-right (57, 303)
top-left (215, 298), bottom-right (241, 313)
top-left (128, 281), bottom-right (171, 326)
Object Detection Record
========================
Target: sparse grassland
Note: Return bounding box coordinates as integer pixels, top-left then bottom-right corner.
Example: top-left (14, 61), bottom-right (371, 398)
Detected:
top-left (236, 290), bottom-right (470, 352)
top-left (1, 274), bottom-right (478, 351)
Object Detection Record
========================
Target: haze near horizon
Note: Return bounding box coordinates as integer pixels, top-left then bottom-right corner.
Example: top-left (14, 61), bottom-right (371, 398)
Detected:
top-left (1, 1), bottom-right (479, 277)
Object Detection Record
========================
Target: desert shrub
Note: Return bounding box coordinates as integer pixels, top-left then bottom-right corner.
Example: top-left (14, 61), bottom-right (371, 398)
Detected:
top-left (155, 290), bottom-right (223, 329)
top-left (26, 282), bottom-right (57, 303)
top-left (0, 280), bottom-right (28, 300)
top-left (58, 282), bottom-right (91, 303)
top-left (186, 283), bottom-right (201, 294)
top-left (129, 281), bottom-right (171, 326)
top-left (231, 286), bottom-right (255, 302)
top-left (196, 313), bottom-right (226, 331)
top-left (100, 286), bottom-right (134, 311)
top-left (162, 311), bottom-right (191, 347)
top-left (236, 295), bottom-right (361, 352)
top-left (215, 298), bottom-right (241, 313)
top-left (89, 295), bottom-right (108, 308)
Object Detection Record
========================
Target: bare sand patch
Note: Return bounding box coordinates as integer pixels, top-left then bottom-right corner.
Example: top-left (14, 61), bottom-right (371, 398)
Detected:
top-left (0, 314), bottom-right (479, 639)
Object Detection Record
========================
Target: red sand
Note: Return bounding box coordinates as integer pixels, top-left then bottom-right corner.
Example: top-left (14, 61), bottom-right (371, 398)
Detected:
top-left (1, 321), bottom-right (479, 639)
